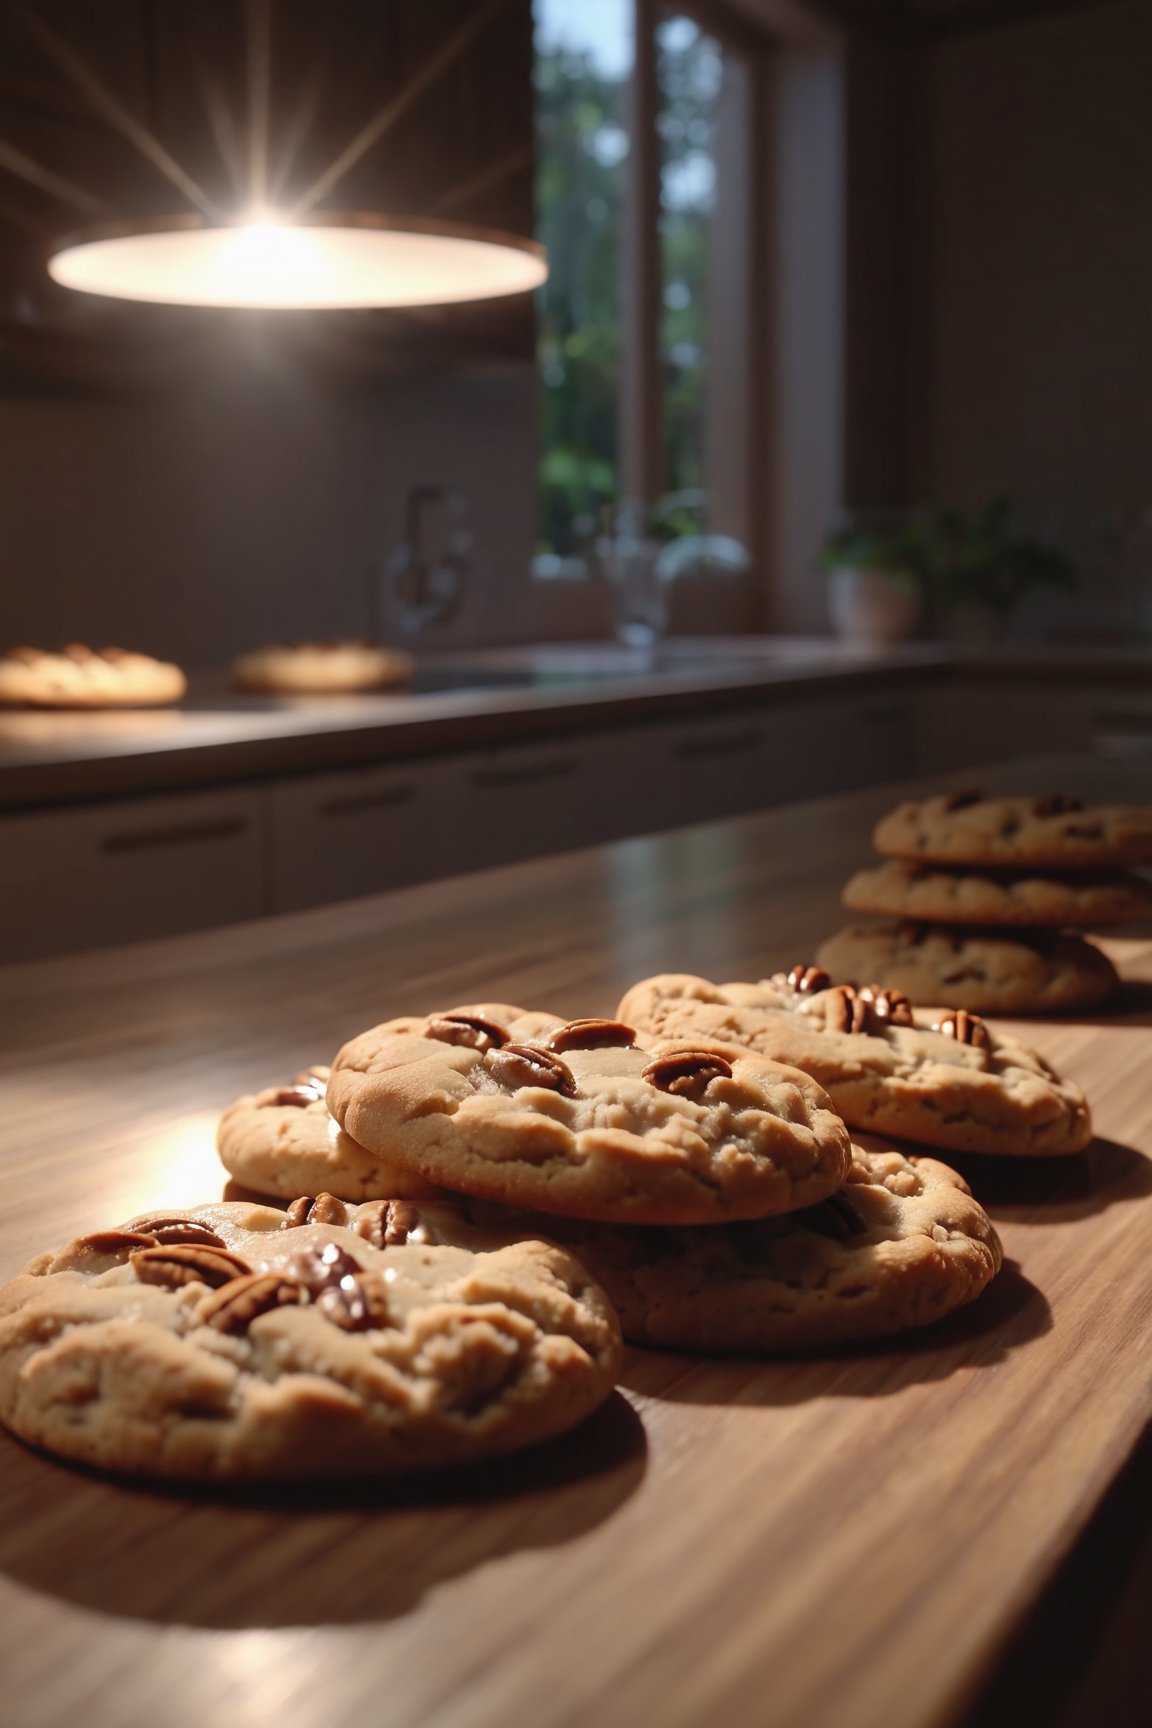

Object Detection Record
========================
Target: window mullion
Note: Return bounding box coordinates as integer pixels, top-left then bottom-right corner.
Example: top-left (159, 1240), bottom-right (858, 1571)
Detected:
top-left (621, 0), bottom-right (664, 510)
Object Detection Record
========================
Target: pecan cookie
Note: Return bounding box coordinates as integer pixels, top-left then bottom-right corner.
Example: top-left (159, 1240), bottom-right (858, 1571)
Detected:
top-left (217, 1066), bottom-right (443, 1202)
top-left (843, 858), bottom-right (1152, 929)
top-left (618, 972), bottom-right (1091, 1156)
top-left (0, 644), bottom-right (186, 708)
top-left (0, 1197), bottom-right (622, 1480)
top-left (873, 791), bottom-right (1152, 869)
top-left (815, 923), bottom-right (1119, 1014)
top-left (328, 1013), bottom-right (853, 1224)
top-left (541, 1141), bottom-right (1002, 1352)
top-left (231, 640), bottom-right (412, 695)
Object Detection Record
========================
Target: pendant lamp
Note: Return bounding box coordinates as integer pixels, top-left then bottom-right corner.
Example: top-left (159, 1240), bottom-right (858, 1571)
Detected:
top-left (48, 208), bottom-right (547, 310)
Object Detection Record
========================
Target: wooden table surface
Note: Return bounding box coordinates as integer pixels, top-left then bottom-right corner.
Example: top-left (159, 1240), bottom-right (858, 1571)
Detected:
top-left (1, 755), bottom-right (1150, 1728)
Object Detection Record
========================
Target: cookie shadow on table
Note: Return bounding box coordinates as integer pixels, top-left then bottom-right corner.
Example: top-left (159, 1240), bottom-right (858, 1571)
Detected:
top-left (622, 1256), bottom-right (1049, 1408)
top-left (946, 1139), bottom-right (1152, 1223)
top-left (0, 1390), bottom-right (646, 1631)
top-left (1062, 977), bottom-right (1152, 1025)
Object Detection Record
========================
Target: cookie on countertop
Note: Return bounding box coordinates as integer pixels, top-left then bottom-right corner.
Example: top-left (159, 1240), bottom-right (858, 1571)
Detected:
top-left (873, 791), bottom-right (1152, 870)
top-left (843, 857), bottom-right (1152, 928)
top-left (618, 971), bottom-right (1091, 1156)
top-left (216, 1008), bottom-right (565, 1197)
top-left (231, 640), bottom-right (413, 695)
top-left (539, 1141), bottom-right (1002, 1353)
top-left (0, 644), bottom-right (186, 709)
top-left (328, 1012), bottom-right (853, 1224)
top-left (0, 1196), bottom-right (622, 1480)
top-left (217, 1066), bottom-right (444, 1202)
top-left (815, 922), bottom-right (1119, 1015)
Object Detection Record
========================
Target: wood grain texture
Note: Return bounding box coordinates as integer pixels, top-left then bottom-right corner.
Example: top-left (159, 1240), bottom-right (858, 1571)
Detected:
top-left (0, 753), bottom-right (1150, 1728)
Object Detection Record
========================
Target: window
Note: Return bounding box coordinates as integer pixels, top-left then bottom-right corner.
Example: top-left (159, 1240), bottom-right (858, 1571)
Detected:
top-left (534, 0), bottom-right (767, 570)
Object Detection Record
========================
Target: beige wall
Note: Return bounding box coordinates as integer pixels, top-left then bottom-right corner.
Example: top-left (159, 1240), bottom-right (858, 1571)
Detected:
top-left (0, 347), bottom-right (539, 669)
top-left (907, 0), bottom-right (1152, 629)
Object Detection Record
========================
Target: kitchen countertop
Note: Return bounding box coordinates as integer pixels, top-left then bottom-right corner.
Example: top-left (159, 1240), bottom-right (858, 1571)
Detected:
top-left (3, 634), bottom-right (1152, 812)
top-left (0, 751), bottom-right (1150, 1728)
top-left (0, 637), bottom-right (948, 808)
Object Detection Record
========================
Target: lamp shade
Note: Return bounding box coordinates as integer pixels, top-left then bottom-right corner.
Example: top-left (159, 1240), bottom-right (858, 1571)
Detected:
top-left (48, 211), bottom-right (548, 309)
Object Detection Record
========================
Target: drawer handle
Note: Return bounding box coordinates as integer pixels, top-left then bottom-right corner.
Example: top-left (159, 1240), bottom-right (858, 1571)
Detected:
top-left (673, 728), bottom-right (760, 759)
top-left (319, 787), bottom-right (416, 817)
top-left (471, 760), bottom-right (578, 788)
top-left (102, 816), bottom-right (248, 854)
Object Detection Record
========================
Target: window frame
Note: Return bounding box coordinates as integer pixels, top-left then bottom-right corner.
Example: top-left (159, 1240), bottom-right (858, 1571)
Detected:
top-left (536, 0), bottom-right (776, 581)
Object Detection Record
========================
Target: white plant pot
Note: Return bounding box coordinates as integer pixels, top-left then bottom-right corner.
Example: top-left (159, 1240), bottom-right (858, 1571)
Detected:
top-left (827, 565), bottom-right (921, 646)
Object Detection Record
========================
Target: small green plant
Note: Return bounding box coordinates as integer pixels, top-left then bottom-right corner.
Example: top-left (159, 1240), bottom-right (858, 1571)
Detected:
top-left (818, 516), bottom-right (917, 575)
top-left (906, 497), bottom-right (1076, 615)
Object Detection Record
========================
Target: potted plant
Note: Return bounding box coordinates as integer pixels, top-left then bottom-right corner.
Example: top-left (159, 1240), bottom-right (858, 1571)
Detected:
top-left (819, 514), bottom-right (923, 645)
top-left (907, 496), bottom-right (1076, 642)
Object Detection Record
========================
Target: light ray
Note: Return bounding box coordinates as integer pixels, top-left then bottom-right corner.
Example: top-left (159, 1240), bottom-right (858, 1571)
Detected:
top-left (18, 7), bottom-right (223, 220)
top-left (292, 0), bottom-right (514, 216)
top-left (266, 70), bottom-right (323, 204)
top-left (192, 55), bottom-right (245, 200)
top-left (0, 134), bottom-right (106, 214)
top-left (433, 143), bottom-right (534, 215)
top-left (245, 0), bottom-right (271, 208)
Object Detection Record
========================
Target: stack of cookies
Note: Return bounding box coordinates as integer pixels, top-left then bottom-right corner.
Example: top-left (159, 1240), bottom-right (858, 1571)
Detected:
top-left (816, 791), bottom-right (1152, 1014)
top-left (214, 1004), bottom-right (1002, 1359)
top-left (0, 1000), bottom-right (1010, 1482)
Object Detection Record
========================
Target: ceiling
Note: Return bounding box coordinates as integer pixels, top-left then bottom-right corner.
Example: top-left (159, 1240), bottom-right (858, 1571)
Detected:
top-left (813, 0), bottom-right (1126, 39)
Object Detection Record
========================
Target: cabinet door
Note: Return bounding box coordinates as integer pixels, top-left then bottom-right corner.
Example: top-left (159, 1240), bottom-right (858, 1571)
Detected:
top-left (915, 684), bottom-right (1089, 773)
top-left (643, 709), bottom-right (771, 830)
top-left (838, 694), bottom-right (919, 787)
top-left (756, 694), bottom-right (919, 803)
top-left (435, 739), bottom-right (623, 872)
top-left (267, 762), bottom-right (446, 913)
top-left (0, 788), bottom-right (265, 961)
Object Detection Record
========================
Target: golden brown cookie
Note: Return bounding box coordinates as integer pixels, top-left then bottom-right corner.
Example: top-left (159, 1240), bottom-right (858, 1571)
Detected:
top-left (0, 1197), bottom-right (622, 1480)
top-left (0, 644), bottom-right (186, 708)
top-left (217, 1066), bottom-right (443, 1202)
top-left (540, 1141), bottom-right (1002, 1352)
top-left (618, 971), bottom-right (1092, 1155)
top-left (815, 923), bottom-right (1119, 1014)
top-left (231, 641), bottom-right (412, 694)
top-left (843, 858), bottom-right (1152, 928)
top-left (328, 1011), bottom-right (853, 1224)
top-left (873, 791), bottom-right (1152, 869)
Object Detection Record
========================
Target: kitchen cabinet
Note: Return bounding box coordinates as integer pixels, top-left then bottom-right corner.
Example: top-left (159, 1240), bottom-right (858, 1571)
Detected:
top-left (756, 692), bottom-right (918, 804)
top-left (916, 679), bottom-right (1152, 773)
top-left (435, 739), bottom-right (606, 873)
top-left (267, 761), bottom-right (450, 914)
top-left (0, 787), bottom-right (264, 962)
top-left (0, 685), bottom-right (927, 957)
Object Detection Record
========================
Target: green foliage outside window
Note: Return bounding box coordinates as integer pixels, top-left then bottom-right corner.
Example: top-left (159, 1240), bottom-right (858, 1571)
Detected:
top-left (535, 42), bottom-right (625, 557)
top-left (535, 18), bottom-right (720, 557)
